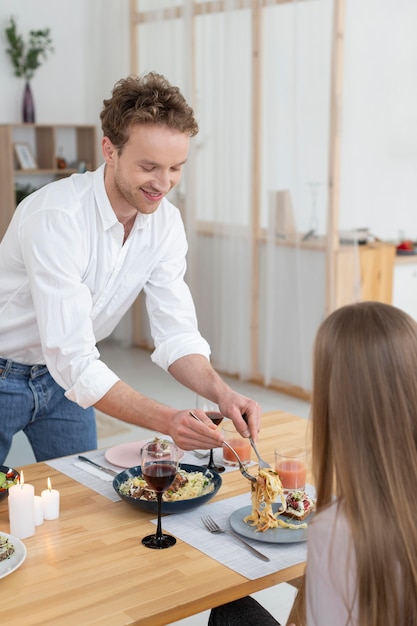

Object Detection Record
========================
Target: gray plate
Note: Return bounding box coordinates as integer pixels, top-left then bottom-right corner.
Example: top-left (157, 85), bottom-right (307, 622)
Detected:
top-left (229, 504), bottom-right (313, 544)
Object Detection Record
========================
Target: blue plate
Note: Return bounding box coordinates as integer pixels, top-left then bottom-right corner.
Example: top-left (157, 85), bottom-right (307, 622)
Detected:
top-left (229, 504), bottom-right (314, 543)
top-left (113, 463), bottom-right (222, 514)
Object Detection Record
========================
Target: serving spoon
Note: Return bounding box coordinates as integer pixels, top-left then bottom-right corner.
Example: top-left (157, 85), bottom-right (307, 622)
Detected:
top-left (189, 411), bottom-right (256, 483)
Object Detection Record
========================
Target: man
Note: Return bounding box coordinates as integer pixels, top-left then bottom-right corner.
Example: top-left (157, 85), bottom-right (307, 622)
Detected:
top-left (0, 72), bottom-right (260, 463)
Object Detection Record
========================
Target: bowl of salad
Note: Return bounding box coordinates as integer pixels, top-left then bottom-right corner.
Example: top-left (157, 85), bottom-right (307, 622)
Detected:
top-left (0, 466), bottom-right (20, 500)
top-left (113, 463), bottom-right (222, 513)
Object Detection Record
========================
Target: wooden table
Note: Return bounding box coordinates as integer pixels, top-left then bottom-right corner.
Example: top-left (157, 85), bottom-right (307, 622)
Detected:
top-left (0, 411), bottom-right (310, 626)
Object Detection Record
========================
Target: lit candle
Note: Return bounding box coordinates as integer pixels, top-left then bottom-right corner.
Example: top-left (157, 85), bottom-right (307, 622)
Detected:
top-left (34, 495), bottom-right (44, 526)
top-left (41, 477), bottom-right (60, 520)
top-left (8, 470), bottom-right (35, 539)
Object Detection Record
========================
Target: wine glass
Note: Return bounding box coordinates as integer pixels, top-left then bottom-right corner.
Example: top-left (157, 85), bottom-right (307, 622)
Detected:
top-left (141, 440), bottom-right (179, 549)
top-left (196, 395), bottom-right (225, 473)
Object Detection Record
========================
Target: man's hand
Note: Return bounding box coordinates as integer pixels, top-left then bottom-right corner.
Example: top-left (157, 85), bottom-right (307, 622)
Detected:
top-left (217, 391), bottom-right (261, 441)
top-left (166, 409), bottom-right (223, 450)
top-left (168, 354), bottom-right (262, 441)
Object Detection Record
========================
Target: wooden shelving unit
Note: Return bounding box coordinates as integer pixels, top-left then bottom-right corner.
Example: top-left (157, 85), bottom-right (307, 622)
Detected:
top-left (0, 124), bottom-right (97, 239)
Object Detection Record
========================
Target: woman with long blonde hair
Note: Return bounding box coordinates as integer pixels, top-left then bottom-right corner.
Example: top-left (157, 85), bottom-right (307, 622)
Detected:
top-left (290, 300), bottom-right (417, 625)
top-left (210, 302), bottom-right (417, 625)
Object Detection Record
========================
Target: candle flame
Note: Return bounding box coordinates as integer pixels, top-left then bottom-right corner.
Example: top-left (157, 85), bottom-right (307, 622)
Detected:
top-left (47, 477), bottom-right (52, 491)
top-left (20, 470), bottom-right (25, 486)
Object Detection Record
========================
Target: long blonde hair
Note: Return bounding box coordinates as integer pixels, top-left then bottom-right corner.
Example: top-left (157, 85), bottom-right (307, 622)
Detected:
top-left (290, 302), bottom-right (417, 625)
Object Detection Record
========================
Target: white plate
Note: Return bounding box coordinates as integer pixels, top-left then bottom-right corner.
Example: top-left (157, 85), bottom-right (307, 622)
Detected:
top-left (229, 504), bottom-right (313, 543)
top-left (0, 532), bottom-right (27, 579)
top-left (105, 439), bottom-right (185, 468)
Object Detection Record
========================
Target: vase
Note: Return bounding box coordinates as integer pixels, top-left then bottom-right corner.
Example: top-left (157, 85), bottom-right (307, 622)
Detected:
top-left (22, 81), bottom-right (35, 123)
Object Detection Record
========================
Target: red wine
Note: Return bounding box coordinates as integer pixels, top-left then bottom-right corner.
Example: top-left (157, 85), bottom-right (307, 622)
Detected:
top-left (206, 411), bottom-right (224, 426)
top-left (142, 462), bottom-right (177, 493)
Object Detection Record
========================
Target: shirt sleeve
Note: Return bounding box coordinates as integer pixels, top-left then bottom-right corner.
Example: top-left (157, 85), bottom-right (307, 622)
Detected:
top-left (19, 205), bottom-right (119, 408)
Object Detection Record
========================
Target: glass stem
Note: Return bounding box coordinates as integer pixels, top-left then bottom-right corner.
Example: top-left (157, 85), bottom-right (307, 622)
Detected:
top-left (208, 448), bottom-right (215, 468)
top-left (156, 492), bottom-right (163, 543)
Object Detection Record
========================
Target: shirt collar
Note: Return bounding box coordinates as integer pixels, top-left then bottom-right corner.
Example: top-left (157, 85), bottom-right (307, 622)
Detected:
top-left (93, 163), bottom-right (151, 232)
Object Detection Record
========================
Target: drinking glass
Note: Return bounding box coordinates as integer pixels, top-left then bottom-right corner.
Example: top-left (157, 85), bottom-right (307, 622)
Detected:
top-left (222, 421), bottom-right (252, 466)
top-left (196, 395), bottom-right (225, 473)
top-left (274, 445), bottom-right (307, 492)
top-left (141, 440), bottom-right (179, 549)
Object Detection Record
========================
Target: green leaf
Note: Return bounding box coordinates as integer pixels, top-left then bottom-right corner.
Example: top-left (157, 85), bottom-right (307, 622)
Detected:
top-left (4, 16), bottom-right (54, 81)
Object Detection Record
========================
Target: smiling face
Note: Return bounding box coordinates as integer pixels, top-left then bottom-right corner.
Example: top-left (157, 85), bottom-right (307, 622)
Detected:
top-left (102, 123), bottom-right (190, 219)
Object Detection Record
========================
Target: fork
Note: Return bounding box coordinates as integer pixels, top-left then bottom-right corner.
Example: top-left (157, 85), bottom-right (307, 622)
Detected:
top-left (201, 515), bottom-right (270, 562)
top-left (243, 414), bottom-right (271, 469)
top-left (193, 450), bottom-right (210, 459)
top-left (189, 411), bottom-right (256, 483)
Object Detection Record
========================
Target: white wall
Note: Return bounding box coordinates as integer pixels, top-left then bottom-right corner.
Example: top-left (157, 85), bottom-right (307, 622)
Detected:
top-left (340, 0), bottom-right (417, 241)
top-left (1, 0), bottom-right (416, 239)
top-left (0, 0), bottom-right (130, 132)
top-left (1, 0), bottom-right (417, 364)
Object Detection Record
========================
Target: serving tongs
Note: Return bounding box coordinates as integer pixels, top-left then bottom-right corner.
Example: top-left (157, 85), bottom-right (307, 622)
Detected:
top-left (189, 411), bottom-right (256, 483)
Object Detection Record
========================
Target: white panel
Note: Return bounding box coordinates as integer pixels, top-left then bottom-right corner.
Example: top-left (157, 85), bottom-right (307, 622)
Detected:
top-left (393, 263), bottom-right (417, 321)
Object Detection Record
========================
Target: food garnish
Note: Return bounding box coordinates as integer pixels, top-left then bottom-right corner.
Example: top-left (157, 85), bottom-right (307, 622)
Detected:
top-left (146, 437), bottom-right (171, 456)
top-left (0, 535), bottom-right (15, 562)
top-left (282, 489), bottom-right (315, 521)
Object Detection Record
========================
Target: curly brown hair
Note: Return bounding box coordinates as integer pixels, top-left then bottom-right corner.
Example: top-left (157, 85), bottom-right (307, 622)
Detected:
top-left (100, 72), bottom-right (199, 152)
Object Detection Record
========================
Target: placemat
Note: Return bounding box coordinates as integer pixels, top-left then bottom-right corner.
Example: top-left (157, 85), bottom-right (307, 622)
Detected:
top-left (47, 450), bottom-right (312, 580)
top-left (157, 492), bottom-right (309, 580)
top-left (46, 447), bottom-right (246, 503)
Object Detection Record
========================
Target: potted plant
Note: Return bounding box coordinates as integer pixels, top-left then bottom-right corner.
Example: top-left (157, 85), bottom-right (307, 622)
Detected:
top-left (4, 16), bottom-right (54, 123)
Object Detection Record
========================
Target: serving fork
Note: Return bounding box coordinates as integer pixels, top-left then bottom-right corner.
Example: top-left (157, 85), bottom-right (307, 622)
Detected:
top-left (189, 411), bottom-right (256, 483)
top-left (242, 414), bottom-right (271, 469)
top-left (201, 515), bottom-right (270, 562)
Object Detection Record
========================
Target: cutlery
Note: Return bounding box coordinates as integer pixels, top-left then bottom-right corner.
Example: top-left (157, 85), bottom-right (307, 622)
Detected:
top-left (243, 414), bottom-right (271, 469)
top-left (201, 515), bottom-right (270, 562)
top-left (189, 412), bottom-right (256, 483)
top-left (77, 455), bottom-right (118, 477)
top-left (193, 450), bottom-right (210, 459)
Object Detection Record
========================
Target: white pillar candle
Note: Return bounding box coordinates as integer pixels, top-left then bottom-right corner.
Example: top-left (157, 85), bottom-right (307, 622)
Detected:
top-left (34, 495), bottom-right (44, 526)
top-left (8, 470), bottom-right (35, 539)
top-left (41, 477), bottom-right (60, 520)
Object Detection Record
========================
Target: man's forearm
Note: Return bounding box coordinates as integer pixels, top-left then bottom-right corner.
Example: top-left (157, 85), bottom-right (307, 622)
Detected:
top-left (168, 354), bottom-right (261, 439)
top-left (94, 380), bottom-right (176, 432)
top-left (167, 353), bottom-right (229, 403)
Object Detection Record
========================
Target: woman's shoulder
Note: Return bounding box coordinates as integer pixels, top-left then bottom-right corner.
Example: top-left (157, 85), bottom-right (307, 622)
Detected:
top-left (309, 499), bottom-right (350, 541)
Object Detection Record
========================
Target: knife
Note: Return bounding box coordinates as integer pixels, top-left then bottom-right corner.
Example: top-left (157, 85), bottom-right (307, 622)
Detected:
top-left (77, 455), bottom-right (118, 477)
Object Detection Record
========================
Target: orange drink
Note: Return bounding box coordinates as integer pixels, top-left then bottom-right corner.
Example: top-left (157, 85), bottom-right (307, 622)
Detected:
top-left (275, 459), bottom-right (306, 490)
top-left (222, 423), bottom-right (251, 465)
top-left (275, 446), bottom-right (307, 490)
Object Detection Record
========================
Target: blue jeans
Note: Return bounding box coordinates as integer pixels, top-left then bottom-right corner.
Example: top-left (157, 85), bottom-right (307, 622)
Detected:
top-left (0, 358), bottom-right (97, 463)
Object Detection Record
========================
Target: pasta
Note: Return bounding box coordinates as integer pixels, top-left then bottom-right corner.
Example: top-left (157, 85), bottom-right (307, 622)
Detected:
top-left (119, 468), bottom-right (214, 502)
top-left (244, 468), bottom-right (307, 532)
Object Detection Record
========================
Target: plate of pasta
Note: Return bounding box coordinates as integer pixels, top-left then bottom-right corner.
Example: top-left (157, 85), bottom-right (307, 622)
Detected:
top-left (113, 463), bottom-right (222, 513)
top-left (229, 504), bottom-right (313, 543)
top-left (228, 467), bottom-right (314, 543)
top-left (0, 533), bottom-right (27, 579)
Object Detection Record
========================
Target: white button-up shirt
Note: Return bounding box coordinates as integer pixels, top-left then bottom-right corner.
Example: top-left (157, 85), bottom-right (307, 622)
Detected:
top-left (0, 164), bottom-right (210, 407)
